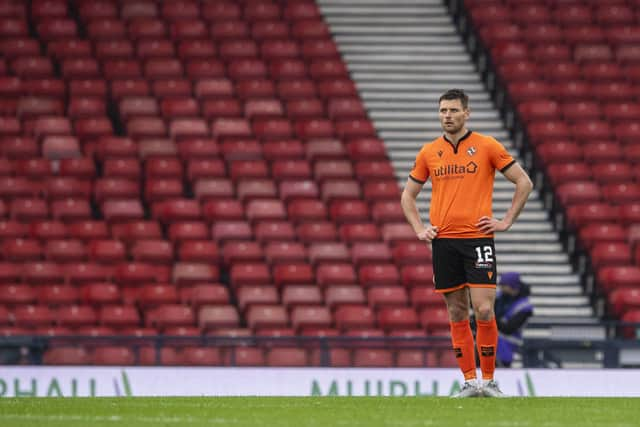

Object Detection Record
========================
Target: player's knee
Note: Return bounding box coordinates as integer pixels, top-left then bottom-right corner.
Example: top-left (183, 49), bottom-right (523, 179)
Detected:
top-left (474, 304), bottom-right (494, 321)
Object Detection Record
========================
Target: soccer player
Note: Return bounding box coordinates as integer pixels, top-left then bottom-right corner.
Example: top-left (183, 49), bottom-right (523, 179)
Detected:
top-left (400, 89), bottom-right (533, 397)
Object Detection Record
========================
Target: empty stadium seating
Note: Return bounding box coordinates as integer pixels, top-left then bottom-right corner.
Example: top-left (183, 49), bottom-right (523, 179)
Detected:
top-left (470, 0), bottom-right (640, 330)
top-left (0, 0), bottom-right (455, 367)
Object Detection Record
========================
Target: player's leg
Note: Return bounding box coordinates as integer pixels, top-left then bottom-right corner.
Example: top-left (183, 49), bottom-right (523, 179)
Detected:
top-left (443, 288), bottom-right (478, 383)
top-left (463, 237), bottom-right (505, 396)
top-left (469, 287), bottom-right (497, 379)
top-left (432, 239), bottom-right (479, 396)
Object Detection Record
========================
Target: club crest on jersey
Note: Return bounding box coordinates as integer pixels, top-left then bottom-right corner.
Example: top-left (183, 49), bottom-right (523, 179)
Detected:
top-left (437, 150), bottom-right (443, 158)
top-left (467, 147), bottom-right (476, 156)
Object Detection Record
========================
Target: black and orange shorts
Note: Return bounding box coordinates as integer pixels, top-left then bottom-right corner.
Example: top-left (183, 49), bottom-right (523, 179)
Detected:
top-left (431, 237), bottom-right (497, 293)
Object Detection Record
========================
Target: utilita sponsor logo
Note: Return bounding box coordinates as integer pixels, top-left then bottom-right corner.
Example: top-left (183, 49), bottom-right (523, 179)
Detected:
top-left (433, 161), bottom-right (478, 178)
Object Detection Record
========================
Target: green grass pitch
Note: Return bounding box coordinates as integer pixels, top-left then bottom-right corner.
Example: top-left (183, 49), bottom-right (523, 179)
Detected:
top-left (1, 396), bottom-right (638, 427)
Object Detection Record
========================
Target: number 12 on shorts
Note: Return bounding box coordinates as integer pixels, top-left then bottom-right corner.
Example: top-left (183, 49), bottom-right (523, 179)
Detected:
top-left (474, 245), bottom-right (494, 263)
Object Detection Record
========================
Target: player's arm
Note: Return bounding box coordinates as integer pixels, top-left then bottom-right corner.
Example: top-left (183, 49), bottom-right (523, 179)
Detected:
top-left (401, 178), bottom-right (438, 242)
top-left (477, 162), bottom-right (533, 233)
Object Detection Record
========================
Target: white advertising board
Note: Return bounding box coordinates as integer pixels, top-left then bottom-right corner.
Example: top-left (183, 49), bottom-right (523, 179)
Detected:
top-left (1, 367), bottom-right (639, 398)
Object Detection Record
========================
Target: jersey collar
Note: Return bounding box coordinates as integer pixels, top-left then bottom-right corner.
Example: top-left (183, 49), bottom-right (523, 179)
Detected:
top-left (443, 130), bottom-right (472, 153)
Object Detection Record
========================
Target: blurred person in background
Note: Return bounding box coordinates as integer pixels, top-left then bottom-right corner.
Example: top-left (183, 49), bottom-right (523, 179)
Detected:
top-left (493, 272), bottom-right (534, 368)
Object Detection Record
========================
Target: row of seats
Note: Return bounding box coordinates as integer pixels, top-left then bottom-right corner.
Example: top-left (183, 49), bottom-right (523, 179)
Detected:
top-left (0, 238), bottom-right (431, 264)
top-left (469, 2), bottom-right (640, 27)
top-left (0, 303), bottom-right (450, 335)
top-left (42, 345), bottom-right (457, 367)
top-left (0, 222), bottom-right (414, 245)
top-left (0, 258), bottom-right (432, 285)
top-left (0, 282), bottom-right (228, 307)
top-left (0, 217), bottom-right (419, 244)
top-left (0, 115), bottom-right (375, 141)
top-left (3, 1), bottom-right (324, 28)
top-left (0, 40), bottom-right (342, 60)
top-left (0, 135), bottom-right (387, 162)
top-left (0, 283), bottom-right (443, 309)
top-left (0, 160), bottom-right (393, 185)
top-left (0, 77), bottom-right (359, 103)
top-left (481, 24), bottom-right (640, 47)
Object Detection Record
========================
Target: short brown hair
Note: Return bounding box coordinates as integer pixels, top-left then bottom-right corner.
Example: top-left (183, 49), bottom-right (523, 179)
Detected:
top-left (439, 89), bottom-right (469, 109)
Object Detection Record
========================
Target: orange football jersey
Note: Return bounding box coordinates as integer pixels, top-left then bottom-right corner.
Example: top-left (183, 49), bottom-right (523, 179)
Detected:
top-left (409, 131), bottom-right (515, 238)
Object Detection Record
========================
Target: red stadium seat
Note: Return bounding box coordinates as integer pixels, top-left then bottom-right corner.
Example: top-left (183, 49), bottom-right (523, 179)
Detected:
top-left (359, 264), bottom-right (400, 287)
top-left (287, 199), bottom-right (327, 222)
top-left (566, 203), bottom-right (619, 230)
top-left (0, 284), bottom-right (36, 306)
top-left (591, 163), bottom-right (633, 184)
top-left (146, 304), bottom-right (194, 330)
top-left (130, 240), bottom-right (174, 264)
top-left (236, 286), bottom-right (278, 313)
top-left (392, 242), bottom-right (432, 266)
top-left (608, 288), bottom-right (640, 318)
top-left (65, 263), bottom-right (111, 284)
top-left (246, 304), bottom-right (289, 329)
top-left (325, 285), bottom-right (366, 308)
top-left (316, 263), bottom-right (357, 287)
top-left (401, 265), bottom-right (435, 288)
top-left (38, 285), bottom-right (79, 306)
top-left (598, 266), bottom-right (640, 294)
top-left (224, 347), bottom-right (265, 366)
top-left (81, 282), bottom-right (120, 306)
top-left (138, 284), bottom-right (179, 308)
top-left (410, 287), bottom-right (445, 309)
top-left (353, 349), bottom-right (393, 368)
top-left (197, 305), bottom-right (240, 331)
top-left (279, 180), bottom-right (319, 201)
top-left (43, 347), bottom-right (90, 365)
top-left (590, 242), bottom-right (632, 268)
top-left (555, 181), bottom-right (602, 207)
top-left (229, 262), bottom-right (271, 287)
top-left (368, 286), bottom-right (408, 308)
top-left (266, 348), bottom-right (308, 367)
top-left (547, 163), bottom-right (592, 187)
top-left (45, 239), bottom-right (87, 263)
top-left (178, 240), bottom-right (218, 263)
top-left (377, 307), bottom-right (419, 331)
top-left (351, 242), bottom-right (393, 265)
top-left (272, 263), bottom-right (314, 286)
top-left (92, 347), bottom-right (135, 365)
top-left (181, 347), bottom-right (221, 366)
top-left (264, 241), bottom-right (306, 264)
top-left (172, 262), bottom-right (219, 285)
top-left (57, 305), bottom-right (97, 328)
top-left (139, 347), bottom-right (181, 366)
top-left (180, 284), bottom-right (229, 308)
top-left (334, 305), bottom-right (375, 330)
top-left (282, 285), bottom-right (322, 308)
top-left (419, 307), bottom-right (450, 334)
top-left (290, 305), bottom-right (331, 330)
top-left (603, 183), bottom-right (640, 204)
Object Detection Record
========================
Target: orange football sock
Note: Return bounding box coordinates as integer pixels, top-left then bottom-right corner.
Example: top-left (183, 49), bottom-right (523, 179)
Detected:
top-left (449, 319), bottom-right (477, 381)
top-left (476, 318), bottom-right (498, 380)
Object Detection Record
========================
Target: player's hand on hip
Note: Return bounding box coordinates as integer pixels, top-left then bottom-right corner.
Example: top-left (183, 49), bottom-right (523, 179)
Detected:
top-left (416, 225), bottom-right (438, 242)
top-left (476, 216), bottom-right (510, 234)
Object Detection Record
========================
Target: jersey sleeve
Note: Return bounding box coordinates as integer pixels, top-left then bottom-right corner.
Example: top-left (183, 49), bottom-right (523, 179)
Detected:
top-left (487, 137), bottom-right (515, 172)
top-left (409, 145), bottom-right (429, 183)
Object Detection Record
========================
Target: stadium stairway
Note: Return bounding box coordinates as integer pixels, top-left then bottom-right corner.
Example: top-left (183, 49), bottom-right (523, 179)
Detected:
top-left (317, 0), bottom-right (604, 345)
